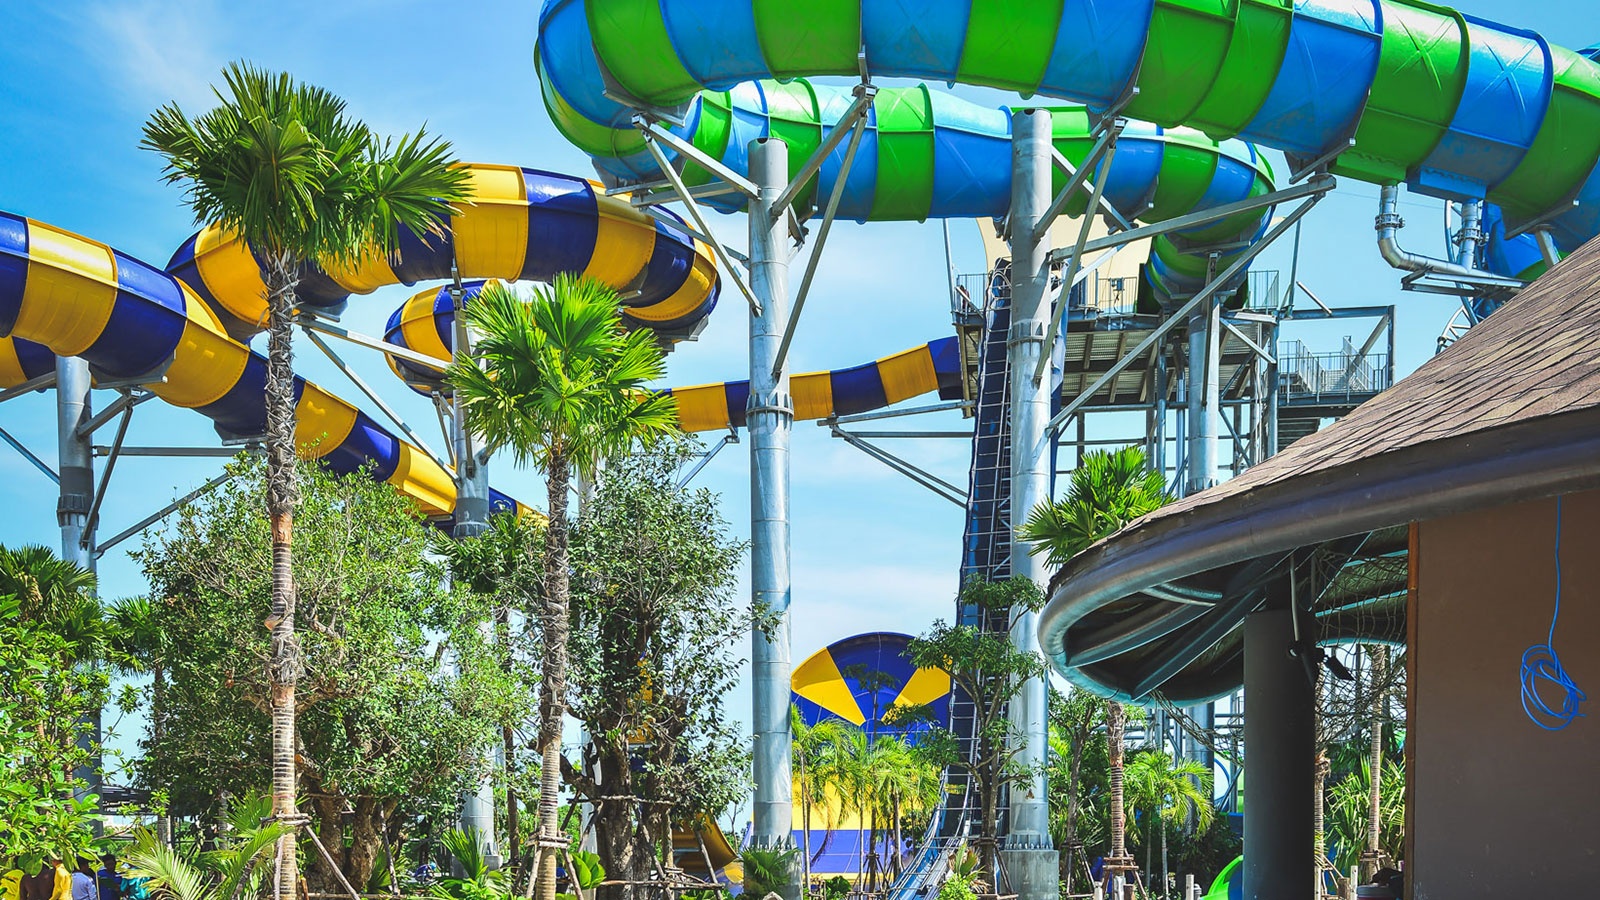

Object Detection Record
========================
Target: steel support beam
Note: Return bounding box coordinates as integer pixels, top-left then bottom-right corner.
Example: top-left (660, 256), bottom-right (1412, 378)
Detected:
top-left (95, 470), bottom-right (235, 558)
top-left (299, 316), bottom-right (447, 373)
top-left (1185, 295), bottom-right (1221, 495)
top-left (829, 399), bottom-right (971, 425)
top-left (302, 327), bottom-right (451, 473)
top-left (638, 125), bottom-right (762, 315)
top-left (677, 431), bottom-right (738, 489)
top-left (1037, 191), bottom-right (1326, 453)
top-left (0, 423), bottom-right (59, 483)
top-left (829, 427), bottom-right (967, 506)
top-left (747, 138), bottom-right (797, 897)
top-left (0, 371), bottom-right (57, 404)
top-left (56, 357), bottom-right (94, 570)
top-left (1002, 110), bottom-right (1056, 881)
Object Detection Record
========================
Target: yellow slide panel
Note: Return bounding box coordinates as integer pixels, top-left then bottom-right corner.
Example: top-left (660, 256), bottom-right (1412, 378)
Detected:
top-left (386, 442), bottom-right (456, 519)
top-left (876, 344), bottom-right (939, 405)
top-left (451, 164), bottom-right (531, 280)
top-left (586, 193), bottom-right (656, 288)
top-left (791, 370), bottom-right (835, 421)
top-left (669, 383), bottom-right (732, 433)
top-left (293, 383), bottom-right (360, 460)
top-left (18, 221), bottom-right (119, 357)
top-left (152, 295), bottom-right (249, 409)
top-left (193, 224), bottom-right (270, 329)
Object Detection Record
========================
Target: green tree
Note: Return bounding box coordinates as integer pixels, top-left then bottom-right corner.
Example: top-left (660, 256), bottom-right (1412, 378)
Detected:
top-left (142, 62), bottom-right (470, 896)
top-left (130, 456), bottom-right (523, 893)
top-left (1125, 750), bottom-right (1213, 896)
top-left (0, 590), bottom-right (105, 873)
top-left (447, 276), bottom-right (678, 900)
top-left (902, 577), bottom-right (1046, 883)
top-left (1020, 445), bottom-right (1171, 876)
top-left (122, 791), bottom-right (289, 900)
top-left (559, 441), bottom-right (751, 900)
top-left (1325, 758), bottom-right (1404, 875)
top-left (790, 707), bottom-right (851, 889)
top-left (1048, 688), bottom-right (1107, 892)
top-left (433, 513), bottom-right (546, 876)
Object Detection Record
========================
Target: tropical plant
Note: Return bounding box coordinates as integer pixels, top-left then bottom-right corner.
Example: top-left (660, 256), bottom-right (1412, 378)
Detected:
top-left (142, 61), bottom-right (470, 898)
top-left (1325, 759), bottom-right (1404, 875)
top-left (557, 851), bottom-right (605, 900)
top-left (1, 545), bottom-right (110, 664)
top-left (1018, 445), bottom-right (1169, 568)
top-left (820, 875), bottom-right (850, 900)
top-left (1125, 750), bottom-right (1213, 895)
top-left (791, 707), bottom-right (852, 886)
top-left (131, 455), bottom-right (521, 893)
top-left (123, 791), bottom-right (288, 900)
top-left (1047, 688), bottom-right (1108, 892)
top-left (447, 275), bottom-right (678, 900)
top-left (432, 828), bottom-right (509, 900)
top-left (903, 576), bottom-right (1046, 884)
top-left (739, 847), bottom-right (800, 899)
top-left (1020, 445), bottom-right (1171, 876)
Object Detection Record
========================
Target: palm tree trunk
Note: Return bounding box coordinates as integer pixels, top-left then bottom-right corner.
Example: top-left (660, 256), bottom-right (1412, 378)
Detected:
top-left (1313, 752), bottom-right (1329, 898)
top-left (1107, 701), bottom-right (1127, 862)
top-left (535, 452), bottom-right (573, 900)
top-left (264, 253), bottom-right (302, 900)
top-left (800, 756), bottom-right (811, 894)
top-left (1363, 646), bottom-right (1387, 880)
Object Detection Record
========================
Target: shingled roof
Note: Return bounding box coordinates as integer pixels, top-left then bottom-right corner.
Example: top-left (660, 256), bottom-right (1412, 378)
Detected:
top-left (1039, 236), bottom-right (1600, 703)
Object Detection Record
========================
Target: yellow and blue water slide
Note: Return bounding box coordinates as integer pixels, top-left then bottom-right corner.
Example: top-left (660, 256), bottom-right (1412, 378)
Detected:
top-left (538, 0), bottom-right (1600, 283)
top-left (0, 165), bottom-right (723, 524)
top-left (382, 278), bottom-right (966, 432)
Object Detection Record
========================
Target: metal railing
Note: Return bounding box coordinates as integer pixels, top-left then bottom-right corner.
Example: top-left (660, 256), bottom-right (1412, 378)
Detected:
top-left (1278, 339), bottom-right (1392, 405)
top-left (955, 268), bottom-right (1284, 320)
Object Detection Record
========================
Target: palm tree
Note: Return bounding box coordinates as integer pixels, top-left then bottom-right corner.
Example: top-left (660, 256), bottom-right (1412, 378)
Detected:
top-left (1019, 446), bottom-right (1170, 884)
top-left (791, 707), bottom-right (851, 891)
top-left (0, 544), bottom-right (102, 655)
top-left (124, 792), bottom-right (289, 900)
top-left (142, 62), bottom-right (470, 896)
top-left (447, 276), bottom-right (678, 900)
top-left (1125, 751), bottom-right (1213, 897)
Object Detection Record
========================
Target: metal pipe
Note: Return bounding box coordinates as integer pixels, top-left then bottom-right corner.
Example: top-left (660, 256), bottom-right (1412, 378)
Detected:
top-left (747, 138), bottom-right (797, 892)
top-left (1375, 185), bottom-right (1518, 285)
top-left (1455, 200), bottom-right (1484, 268)
top-left (95, 470), bottom-right (235, 557)
top-left (0, 423), bottom-right (59, 483)
top-left (1004, 108), bottom-right (1055, 856)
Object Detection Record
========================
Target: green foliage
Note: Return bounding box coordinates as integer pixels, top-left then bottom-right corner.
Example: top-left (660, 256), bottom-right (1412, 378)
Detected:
top-left (1125, 750), bottom-right (1214, 839)
top-left (935, 876), bottom-right (976, 900)
top-left (563, 439), bottom-right (752, 883)
top-left (821, 876), bottom-right (851, 900)
top-left (1325, 758), bottom-right (1404, 872)
top-left (446, 277), bottom-right (679, 477)
top-left (122, 791), bottom-right (289, 900)
top-left (1164, 815), bottom-right (1240, 890)
top-left (1020, 446), bottom-right (1169, 568)
top-left (141, 61), bottom-right (468, 266)
top-left (129, 456), bottom-right (524, 877)
top-left (431, 829), bottom-right (513, 900)
top-left (558, 850), bottom-right (605, 899)
top-left (0, 549), bottom-right (108, 872)
top-left (739, 847), bottom-right (799, 898)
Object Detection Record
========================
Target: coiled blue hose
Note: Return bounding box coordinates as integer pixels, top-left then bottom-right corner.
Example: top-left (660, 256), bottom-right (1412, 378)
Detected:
top-left (1519, 495), bottom-right (1587, 731)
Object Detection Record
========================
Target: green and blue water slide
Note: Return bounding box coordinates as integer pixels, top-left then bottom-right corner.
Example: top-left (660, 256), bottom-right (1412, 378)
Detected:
top-left (537, 0), bottom-right (1600, 288)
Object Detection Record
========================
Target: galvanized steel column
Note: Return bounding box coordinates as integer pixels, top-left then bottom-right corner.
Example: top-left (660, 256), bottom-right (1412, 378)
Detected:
top-left (1004, 108), bottom-right (1056, 864)
top-left (450, 281), bottom-right (499, 868)
top-left (56, 356), bottom-right (94, 570)
top-left (748, 138), bottom-right (797, 890)
top-left (1185, 299), bottom-right (1221, 494)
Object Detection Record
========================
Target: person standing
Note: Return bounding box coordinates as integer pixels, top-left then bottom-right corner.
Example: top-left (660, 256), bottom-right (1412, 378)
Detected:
top-left (69, 861), bottom-right (96, 900)
top-left (93, 857), bottom-right (118, 900)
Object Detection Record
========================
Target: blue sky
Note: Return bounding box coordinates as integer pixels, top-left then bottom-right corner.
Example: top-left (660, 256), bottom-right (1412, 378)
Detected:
top-left (1, 0), bottom-right (1594, 786)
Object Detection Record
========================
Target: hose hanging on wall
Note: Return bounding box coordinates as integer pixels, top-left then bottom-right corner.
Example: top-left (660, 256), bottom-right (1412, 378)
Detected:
top-left (1520, 495), bottom-right (1587, 731)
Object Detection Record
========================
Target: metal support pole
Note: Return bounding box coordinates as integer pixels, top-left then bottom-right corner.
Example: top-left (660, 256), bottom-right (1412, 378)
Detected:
top-left (55, 355), bottom-right (100, 803)
top-left (1243, 607), bottom-right (1314, 900)
top-left (747, 137), bottom-right (798, 898)
top-left (1185, 296), bottom-right (1221, 495)
top-left (1001, 109), bottom-right (1059, 900)
top-left (1153, 346), bottom-right (1168, 482)
top-left (1265, 320), bottom-right (1281, 458)
top-left (447, 266), bottom-right (498, 870)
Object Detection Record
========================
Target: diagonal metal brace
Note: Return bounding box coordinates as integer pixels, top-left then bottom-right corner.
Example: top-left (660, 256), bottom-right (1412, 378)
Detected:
top-left (638, 126), bottom-right (763, 316)
top-left (770, 106), bottom-right (872, 379)
top-left (772, 82), bottom-right (877, 217)
top-left (1041, 122), bottom-right (1127, 239)
top-left (1036, 189), bottom-right (1328, 457)
top-left (1034, 139), bottom-right (1122, 383)
top-left (636, 117), bottom-right (759, 200)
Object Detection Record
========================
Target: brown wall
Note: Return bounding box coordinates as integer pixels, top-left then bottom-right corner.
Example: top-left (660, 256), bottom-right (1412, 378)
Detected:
top-left (1412, 491), bottom-right (1600, 898)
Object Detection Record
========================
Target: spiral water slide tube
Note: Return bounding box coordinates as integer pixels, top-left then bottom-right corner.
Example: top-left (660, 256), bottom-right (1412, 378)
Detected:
top-left (385, 277), bottom-right (968, 432)
top-left (537, 0), bottom-right (1600, 283)
top-left (0, 165), bottom-right (722, 525)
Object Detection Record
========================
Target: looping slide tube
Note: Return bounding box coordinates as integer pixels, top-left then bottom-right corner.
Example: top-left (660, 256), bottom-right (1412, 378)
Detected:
top-left (383, 276), bottom-right (965, 433)
top-left (537, 0), bottom-right (1600, 270)
top-left (165, 164), bottom-right (722, 342)
top-left (0, 213), bottom-right (508, 523)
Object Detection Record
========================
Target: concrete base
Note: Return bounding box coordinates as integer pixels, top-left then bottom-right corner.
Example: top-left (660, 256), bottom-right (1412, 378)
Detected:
top-left (1001, 848), bottom-right (1060, 900)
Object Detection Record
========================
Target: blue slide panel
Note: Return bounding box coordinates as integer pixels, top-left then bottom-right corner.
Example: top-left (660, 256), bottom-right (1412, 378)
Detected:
top-left (1413, 16), bottom-right (1554, 200)
top-left (1101, 127), bottom-right (1165, 215)
top-left (830, 362), bottom-right (890, 416)
top-left (1550, 160), bottom-right (1600, 252)
top-left (707, 82), bottom-right (776, 213)
top-left (539, 0), bottom-right (630, 129)
top-left (1240, 0), bottom-right (1382, 157)
top-left (723, 381), bottom-right (751, 429)
top-left (929, 92), bottom-right (1012, 219)
top-left (660, 0), bottom-right (770, 92)
top-left (13, 338), bottom-right (55, 379)
top-left (636, 213), bottom-right (696, 305)
top-left (321, 410), bottom-right (402, 483)
top-left (0, 212), bottom-right (30, 336)
top-left (1039, 0), bottom-right (1156, 111)
top-left (861, 0), bottom-right (971, 82)
top-left (88, 252), bottom-right (188, 379)
top-left (197, 360), bottom-right (305, 439)
top-left (521, 169), bottom-right (601, 281)
top-left (389, 221), bottom-right (455, 286)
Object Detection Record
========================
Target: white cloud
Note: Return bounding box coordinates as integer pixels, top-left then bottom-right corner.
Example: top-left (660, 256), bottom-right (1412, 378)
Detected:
top-left (80, 0), bottom-right (228, 110)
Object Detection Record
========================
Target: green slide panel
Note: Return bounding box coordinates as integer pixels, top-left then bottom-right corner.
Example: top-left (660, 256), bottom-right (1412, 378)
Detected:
top-left (956, 0), bottom-right (1066, 96)
top-left (870, 86), bottom-right (936, 222)
top-left (1187, 0), bottom-right (1294, 140)
top-left (585, 0), bottom-right (699, 106)
top-left (1127, 0), bottom-right (1242, 126)
top-left (1490, 46), bottom-right (1600, 221)
top-left (1333, 0), bottom-right (1468, 184)
top-left (754, 0), bottom-right (862, 81)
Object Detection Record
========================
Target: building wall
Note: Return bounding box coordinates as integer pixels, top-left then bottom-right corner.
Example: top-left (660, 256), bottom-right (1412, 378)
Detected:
top-left (1412, 491), bottom-right (1600, 897)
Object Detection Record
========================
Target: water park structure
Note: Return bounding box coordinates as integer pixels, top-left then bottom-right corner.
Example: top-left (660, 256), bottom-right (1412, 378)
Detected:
top-left (4, 0), bottom-right (1600, 898)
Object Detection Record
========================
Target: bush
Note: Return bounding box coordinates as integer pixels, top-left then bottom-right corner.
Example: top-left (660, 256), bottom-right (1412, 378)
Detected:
top-left (937, 877), bottom-right (976, 900)
top-left (1165, 815), bottom-right (1240, 889)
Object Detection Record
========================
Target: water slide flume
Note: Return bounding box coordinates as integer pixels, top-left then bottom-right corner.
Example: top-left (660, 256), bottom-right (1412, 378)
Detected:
top-left (0, 164), bottom-right (723, 524)
top-left (538, 0), bottom-right (1600, 271)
